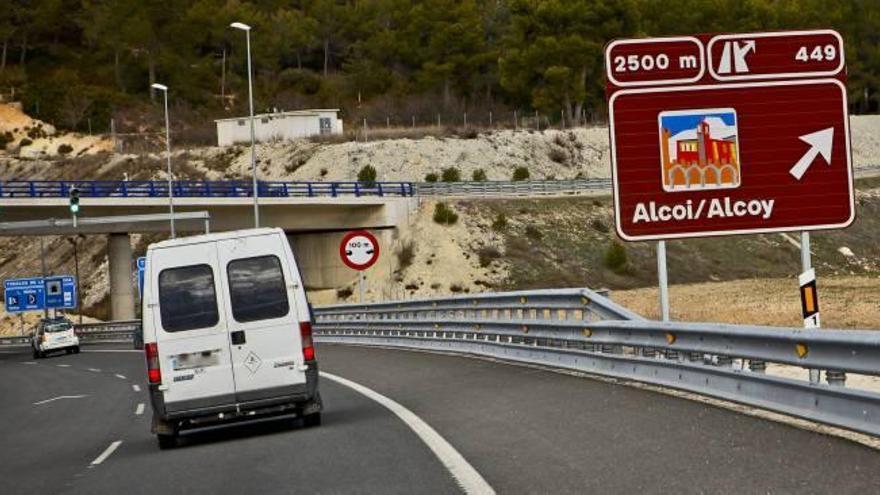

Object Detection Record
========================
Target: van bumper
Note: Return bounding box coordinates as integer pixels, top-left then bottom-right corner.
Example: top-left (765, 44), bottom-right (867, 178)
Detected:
top-left (150, 361), bottom-right (321, 434)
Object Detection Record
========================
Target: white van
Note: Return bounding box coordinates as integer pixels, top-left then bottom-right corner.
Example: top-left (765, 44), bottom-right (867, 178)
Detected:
top-left (142, 228), bottom-right (321, 449)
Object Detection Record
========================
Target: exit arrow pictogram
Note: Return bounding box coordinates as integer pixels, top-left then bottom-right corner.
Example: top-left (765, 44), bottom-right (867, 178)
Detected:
top-left (789, 127), bottom-right (834, 180)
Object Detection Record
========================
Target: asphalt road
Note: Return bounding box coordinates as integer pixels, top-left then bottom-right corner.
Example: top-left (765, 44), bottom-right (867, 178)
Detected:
top-left (1, 343), bottom-right (879, 494)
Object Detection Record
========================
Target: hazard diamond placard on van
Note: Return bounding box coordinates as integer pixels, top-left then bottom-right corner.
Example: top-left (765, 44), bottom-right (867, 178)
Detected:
top-left (605, 30), bottom-right (854, 241)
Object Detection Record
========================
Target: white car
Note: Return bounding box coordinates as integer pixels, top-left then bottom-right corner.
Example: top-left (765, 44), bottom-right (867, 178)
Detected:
top-left (32, 318), bottom-right (80, 358)
top-left (142, 228), bottom-right (322, 449)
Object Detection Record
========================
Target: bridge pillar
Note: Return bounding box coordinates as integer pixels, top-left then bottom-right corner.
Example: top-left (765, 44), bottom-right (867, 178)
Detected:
top-left (108, 233), bottom-right (135, 321)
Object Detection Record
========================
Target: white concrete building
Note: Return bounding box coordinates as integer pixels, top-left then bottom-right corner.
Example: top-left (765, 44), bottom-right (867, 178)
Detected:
top-left (215, 109), bottom-right (343, 146)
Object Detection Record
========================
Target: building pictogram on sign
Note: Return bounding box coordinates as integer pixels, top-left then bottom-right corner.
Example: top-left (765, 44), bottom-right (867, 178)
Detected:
top-left (659, 108), bottom-right (740, 192)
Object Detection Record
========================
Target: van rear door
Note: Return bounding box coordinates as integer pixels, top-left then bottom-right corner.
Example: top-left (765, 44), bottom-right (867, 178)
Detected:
top-left (151, 243), bottom-right (236, 412)
top-left (217, 233), bottom-right (307, 403)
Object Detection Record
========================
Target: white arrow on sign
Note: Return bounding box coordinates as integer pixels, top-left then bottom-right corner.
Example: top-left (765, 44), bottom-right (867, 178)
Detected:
top-left (789, 127), bottom-right (834, 180)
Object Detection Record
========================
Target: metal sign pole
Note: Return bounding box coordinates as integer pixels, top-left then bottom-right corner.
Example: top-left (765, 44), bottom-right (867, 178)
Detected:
top-left (801, 231), bottom-right (821, 384)
top-left (359, 271), bottom-right (365, 303)
top-left (40, 237), bottom-right (48, 318)
top-left (657, 240), bottom-right (670, 322)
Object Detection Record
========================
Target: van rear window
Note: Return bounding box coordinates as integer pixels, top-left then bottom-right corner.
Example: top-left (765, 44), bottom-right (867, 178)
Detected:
top-left (227, 255), bottom-right (289, 323)
top-left (158, 265), bottom-right (220, 332)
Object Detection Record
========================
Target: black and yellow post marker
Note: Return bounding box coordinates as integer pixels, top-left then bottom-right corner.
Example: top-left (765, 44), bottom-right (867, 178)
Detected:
top-left (799, 268), bottom-right (820, 329)
top-left (69, 187), bottom-right (80, 228)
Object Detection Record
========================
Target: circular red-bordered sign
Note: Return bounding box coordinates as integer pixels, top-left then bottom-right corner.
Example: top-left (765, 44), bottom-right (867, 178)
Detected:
top-left (339, 230), bottom-right (380, 271)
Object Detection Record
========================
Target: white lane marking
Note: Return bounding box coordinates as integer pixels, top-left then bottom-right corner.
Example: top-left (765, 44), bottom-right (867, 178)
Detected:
top-left (88, 368), bottom-right (101, 372)
top-left (56, 364), bottom-right (72, 368)
top-left (34, 394), bottom-right (87, 405)
top-left (321, 372), bottom-right (495, 495)
top-left (132, 384), bottom-right (141, 392)
top-left (115, 374), bottom-right (127, 380)
top-left (22, 361), bottom-right (37, 365)
top-left (90, 441), bottom-right (122, 467)
top-left (135, 403), bottom-right (145, 415)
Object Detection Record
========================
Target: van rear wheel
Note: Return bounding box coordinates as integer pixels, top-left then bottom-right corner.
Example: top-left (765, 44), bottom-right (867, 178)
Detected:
top-left (157, 434), bottom-right (178, 450)
top-left (302, 412), bottom-right (321, 427)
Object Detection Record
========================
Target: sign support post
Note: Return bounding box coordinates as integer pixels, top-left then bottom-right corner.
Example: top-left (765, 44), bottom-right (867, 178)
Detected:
top-left (359, 272), bottom-right (365, 303)
top-left (39, 237), bottom-right (48, 318)
top-left (657, 241), bottom-right (670, 322)
top-left (800, 231), bottom-right (820, 384)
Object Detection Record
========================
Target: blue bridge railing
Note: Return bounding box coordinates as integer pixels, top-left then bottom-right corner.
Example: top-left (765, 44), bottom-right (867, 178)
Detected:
top-left (0, 180), bottom-right (416, 199)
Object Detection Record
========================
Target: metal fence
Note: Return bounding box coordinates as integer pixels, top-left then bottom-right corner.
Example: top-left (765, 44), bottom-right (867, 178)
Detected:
top-left (416, 178), bottom-right (612, 197)
top-left (312, 288), bottom-right (880, 437)
top-left (0, 180), bottom-right (416, 199)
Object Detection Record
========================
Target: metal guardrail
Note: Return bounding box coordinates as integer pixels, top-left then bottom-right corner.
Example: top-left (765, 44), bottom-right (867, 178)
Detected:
top-left (0, 320), bottom-right (141, 346)
top-left (312, 288), bottom-right (880, 437)
top-left (0, 180), bottom-right (416, 198)
top-left (416, 178), bottom-right (612, 196)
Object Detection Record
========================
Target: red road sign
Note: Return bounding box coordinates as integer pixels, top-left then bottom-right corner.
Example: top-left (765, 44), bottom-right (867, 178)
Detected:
top-left (605, 30), bottom-right (854, 241)
top-left (340, 230), bottom-right (380, 270)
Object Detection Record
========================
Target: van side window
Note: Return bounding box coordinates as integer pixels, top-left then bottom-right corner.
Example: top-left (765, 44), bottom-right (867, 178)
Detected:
top-left (158, 265), bottom-right (220, 332)
top-left (227, 255), bottom-right (290, 322)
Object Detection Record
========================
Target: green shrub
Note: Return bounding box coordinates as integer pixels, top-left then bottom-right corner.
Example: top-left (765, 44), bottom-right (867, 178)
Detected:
top-left (424, 172), bottom-right (439, 182)
top-left (548, 147), bottom-right (568, 164)
top-left (590, 218), bottom-right (609, 233)
top-left (336, 287), bottom-right (353, 299)
top-left (397, 241), bottom-right (415, 271)
top-left (19, 138), bottom-right (32, 147)
top-left (57, 143), bottom-right (73, 155)
top-left (525, 225), bottom-right (542, 241)
top-left (0, 131), bottom-right (13, 148)
top-left (604, 240), bottom-right (628, 273)
top-left (472, 169), bottom-right (487, 181)
top-left (319, 168), bottom-right (328, 177)
top-left (491, 213), bottom-right (508, 231)
top-left (433, 202), bottom-right (459, 225)
top-left (512, 166), bottom-right (530, 181)
top-left (357, 164), bottom-right (377, 185)
top-left (441, 167), bottom-right (461, 182)
top-left (477, 246), bottom-right (502, 267)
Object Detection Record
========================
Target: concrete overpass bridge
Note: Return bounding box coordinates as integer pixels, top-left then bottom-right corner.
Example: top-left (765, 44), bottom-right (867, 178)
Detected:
top-left (0, 179), bottom-right (418, 320)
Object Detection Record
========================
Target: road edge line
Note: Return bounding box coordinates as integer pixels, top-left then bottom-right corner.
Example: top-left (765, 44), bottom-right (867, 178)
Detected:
top-left (90, 440), bottom-right (122, 467)
top-left (321, 371), bottom-right (495, 495)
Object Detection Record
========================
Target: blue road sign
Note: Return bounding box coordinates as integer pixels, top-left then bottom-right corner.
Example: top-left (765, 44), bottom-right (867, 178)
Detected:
top-left (4, 277), bottom-right (46, 313)
top-left (45, 275), bottom-right (77, 309)
top-left (137, 257), bottom-right (146, 299)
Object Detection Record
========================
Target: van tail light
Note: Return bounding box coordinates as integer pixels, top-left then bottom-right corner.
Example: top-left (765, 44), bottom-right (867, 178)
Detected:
top-left (299, 321), bottom-right (315, 361)
top-left (145, 342), bottom-right (161, 384)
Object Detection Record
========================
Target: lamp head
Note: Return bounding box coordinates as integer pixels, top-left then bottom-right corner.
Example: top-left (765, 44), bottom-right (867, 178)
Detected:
top-left (230, 22), bottom-right (251, 31)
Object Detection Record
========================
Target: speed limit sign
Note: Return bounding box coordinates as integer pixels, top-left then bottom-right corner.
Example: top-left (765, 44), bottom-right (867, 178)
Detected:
top-left (339, 230), bottom-right (380, 271)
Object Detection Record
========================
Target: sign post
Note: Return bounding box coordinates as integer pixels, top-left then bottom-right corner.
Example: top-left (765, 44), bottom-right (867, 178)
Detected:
top-left (339, 230), bottom-right (380, 303)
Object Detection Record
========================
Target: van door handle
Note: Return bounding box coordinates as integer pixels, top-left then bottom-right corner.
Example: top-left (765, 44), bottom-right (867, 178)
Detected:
top-left (231, 330), bottom-right (246, 345)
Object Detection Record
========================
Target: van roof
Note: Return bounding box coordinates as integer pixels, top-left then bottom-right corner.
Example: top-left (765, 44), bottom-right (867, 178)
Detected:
top-left (149, 227), bottom-right (284, 250)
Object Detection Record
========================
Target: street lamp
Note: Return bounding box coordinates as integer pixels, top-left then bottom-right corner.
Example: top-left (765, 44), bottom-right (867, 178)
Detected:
top-left (150, 83), bottom-right (176, 238)
top-left (230, 21), bottom-right (260, 228)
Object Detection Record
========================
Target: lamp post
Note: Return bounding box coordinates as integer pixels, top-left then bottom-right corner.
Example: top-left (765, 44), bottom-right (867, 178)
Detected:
top-left (230, 21), bottom-right (260, 228)
top-left (150, 83), bottom-right (176, 238)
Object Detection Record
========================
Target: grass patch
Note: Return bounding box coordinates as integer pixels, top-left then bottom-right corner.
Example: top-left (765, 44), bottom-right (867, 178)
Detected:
top-left (477, 246), bottom-right (502, 267)
top-left (397, 241), bottom-right (415, 271)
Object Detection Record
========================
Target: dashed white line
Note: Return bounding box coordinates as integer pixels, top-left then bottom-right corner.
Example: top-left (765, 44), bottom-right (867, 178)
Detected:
top-left (115, 374), bottom-right (127, 380)
top-left (90, 441), bottom-right (122, 467)
top-left (83, 349), bottom-right (141, 353)
top-left (56, 364), bottom-right (71, 368)
top-left (135, 403), bottom-right (145, 415)
top-left (132, 384), bottom-right (141, 392)
top-left (88, 368), bottom-right (101, 372)
top-left (321, 372), bottom-right (495, 495)
top-left (34, 395), bottom-right (87, 405)
top-left (22, 361), bottom-right (37, 365)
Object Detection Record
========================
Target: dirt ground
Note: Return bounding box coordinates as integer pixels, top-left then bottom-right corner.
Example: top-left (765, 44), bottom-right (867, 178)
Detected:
top-left (613, 275), bottom-right (880, 329)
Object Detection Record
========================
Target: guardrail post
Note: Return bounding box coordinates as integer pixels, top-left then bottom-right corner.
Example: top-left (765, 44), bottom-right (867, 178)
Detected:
top-left (749, 360), bottom-right (766, 374)
top-left (377, 183), bottom-right (384, 196)
top-left (826, 370), bottom-right (846, 386)
top-left (331, 183), bottom-right (337, 197)
top-left (354, 182), bottom-right (361, 197)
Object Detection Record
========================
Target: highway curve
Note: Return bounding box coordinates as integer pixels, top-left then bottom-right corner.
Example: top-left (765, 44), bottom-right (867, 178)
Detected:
top-left (1, 343), bottom-right (879, 494)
